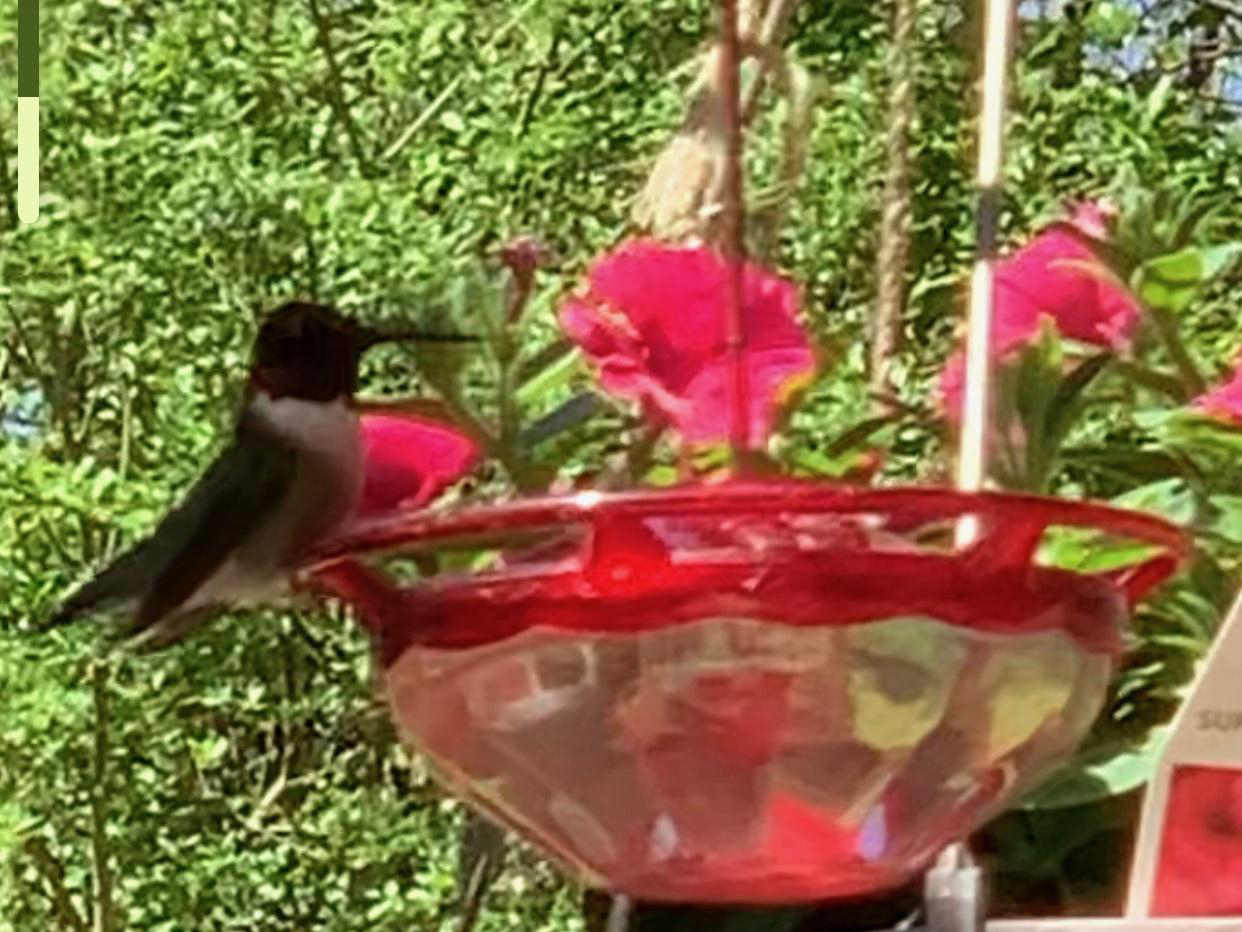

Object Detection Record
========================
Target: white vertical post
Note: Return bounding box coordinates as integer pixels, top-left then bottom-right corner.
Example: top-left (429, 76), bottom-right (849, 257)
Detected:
top-left (954, 0), bottom-right (1014, 549)
top-left (932, 0), bottom-right (1015, 919)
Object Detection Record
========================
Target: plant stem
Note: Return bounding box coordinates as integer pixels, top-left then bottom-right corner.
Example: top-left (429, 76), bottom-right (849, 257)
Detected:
top-left (496, 338), bottom-right (523, 484)
top-left (1113, 359), bottom-right (1189, 403)
top-left (517, 26), bottom-right (562, 133)
top-left (89, 661), bottom-right (116, 932)
top-left (380, 0), bottom-right (539, 162)
top-left (623, 424), bottom-right (664, 486)
top-left (305, 0), bottom-right (372, 175)
top-left (739, 0), bottom-right (804, 123)
top-left (0, 124), bottom-right (18, 229)
top-left (1149, 306), bottom-right (1206, 396)
top-left (22, 837), bottom-right (89, 932)
top-left (718, 0), bottom-right (752, 474)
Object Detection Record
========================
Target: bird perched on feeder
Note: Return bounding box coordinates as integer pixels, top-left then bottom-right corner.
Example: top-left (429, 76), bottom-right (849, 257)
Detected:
top-left (46, 300), bottom-right (459, 650)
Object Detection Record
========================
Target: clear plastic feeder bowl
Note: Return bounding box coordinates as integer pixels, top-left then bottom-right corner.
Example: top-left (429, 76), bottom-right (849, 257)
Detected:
top-left (310, 481), bottom-right (1186, 904)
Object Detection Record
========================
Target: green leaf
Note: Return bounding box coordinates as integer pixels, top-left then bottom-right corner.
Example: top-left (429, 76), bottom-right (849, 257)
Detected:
top-left (788, 447), bottom-right (874, 479)
top-left (1141, 74), bottom-right (1175, 128)
top-left (1045, 353), bottom-right (1111, 452)
top-left (823, 416), bottom-right (895, 456)
top-left (1202, 495), bottom-right (1242, 547)
top-left (1198, 243), bottom-right (1242, 279)
top-left (1039, 477), bottom-right (1193, 575)
top-left (515, 345), bottom-right (585, 406)
top-left (1112, 476), bottom-right (1198, 525)
top-left (1086, 0), bottom-right (1138, 44)
top-left (644, 463), bottom-right (680, 486)
top-left (1022, 727), bottom-right (1169, 809)
top-left (0, 801), bottom-right (31, 855)
top-left (1156, 409), bottom-right (1242, 461)
top-left (1137, 244), bottom-right (1242, 313)
top-left (516, 392), bottom-right (601, 449)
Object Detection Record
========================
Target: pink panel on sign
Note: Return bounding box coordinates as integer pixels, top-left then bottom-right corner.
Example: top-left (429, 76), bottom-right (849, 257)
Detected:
top-left (1152, 765), bottom-right (1242, 916)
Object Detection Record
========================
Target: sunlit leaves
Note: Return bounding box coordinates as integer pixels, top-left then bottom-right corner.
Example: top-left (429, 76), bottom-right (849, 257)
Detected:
top-left (1136, 243), bottom-right (1242, 315)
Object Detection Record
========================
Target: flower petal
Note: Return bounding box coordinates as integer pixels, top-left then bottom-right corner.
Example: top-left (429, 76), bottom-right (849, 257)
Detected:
top-left (560, 239), bottom-right (815, 445)
top-left (1192, 358), bottom-right (1242, 427)
top-left (357, 413), bottom-right (478, 517)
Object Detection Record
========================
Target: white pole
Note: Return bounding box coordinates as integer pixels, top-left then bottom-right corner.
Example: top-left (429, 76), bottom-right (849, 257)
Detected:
top-left (954, 0), bottom-right (1014, 546)
top-left (933, 0), bottom-right (1017, 921)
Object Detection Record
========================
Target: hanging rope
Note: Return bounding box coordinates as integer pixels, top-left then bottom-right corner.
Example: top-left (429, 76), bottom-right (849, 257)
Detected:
top-left (718, 0), bottom-right (752, 470)
top-left (631, 0), bottom-right (803, 247)
top-left (870, 0), bottom-right (918, 414)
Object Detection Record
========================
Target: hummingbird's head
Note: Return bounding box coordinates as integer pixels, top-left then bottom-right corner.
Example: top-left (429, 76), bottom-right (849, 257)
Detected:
top-left (252, 301), bottom-right (402, 401)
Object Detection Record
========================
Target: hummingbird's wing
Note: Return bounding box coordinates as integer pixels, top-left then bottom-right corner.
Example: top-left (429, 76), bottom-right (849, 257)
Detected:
top-left (49, 413), bottom-right (298, 641)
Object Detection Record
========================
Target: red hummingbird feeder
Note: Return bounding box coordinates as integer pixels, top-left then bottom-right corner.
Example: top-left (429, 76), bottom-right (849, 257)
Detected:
top-left (304, 0), bottom-right (1192, 910)
top-left (310, 483), bottom-right (1184, 903)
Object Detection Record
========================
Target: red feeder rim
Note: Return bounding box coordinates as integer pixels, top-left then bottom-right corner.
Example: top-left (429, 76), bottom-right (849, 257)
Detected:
top-left (307, 481), bottom-right (1189, 664)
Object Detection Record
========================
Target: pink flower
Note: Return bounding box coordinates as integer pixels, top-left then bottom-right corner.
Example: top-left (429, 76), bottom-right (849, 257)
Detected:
top-left (939, 202), bottom-right (1140, 421)
top-left (356, 413), bottom-right (478, 518)
top-left (1192, 358), bottom-right (1242, 427)
top-left (1067, 198), bottom-right (1117, 240)
top-left (499, 235), bottom-right (553, 321)
top-left (559, 239), bottom-right (816, 446)
top-left (1153, 766), bottom-right (1242, 916)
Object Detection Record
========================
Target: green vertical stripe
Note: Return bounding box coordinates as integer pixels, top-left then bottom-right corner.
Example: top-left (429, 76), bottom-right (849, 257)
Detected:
top-left (18, 0), bottom-right (38, 96)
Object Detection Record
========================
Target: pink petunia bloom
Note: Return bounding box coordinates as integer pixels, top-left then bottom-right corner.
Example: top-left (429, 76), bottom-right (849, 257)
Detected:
top-left (939, 202), bottom-right (1140, 421)
top-left (1192, 358), bottom-right (1242, 427)
top-left (356, 413), bottom-right (478, 518)
top-left (560, 239), bottom-right (816, 446)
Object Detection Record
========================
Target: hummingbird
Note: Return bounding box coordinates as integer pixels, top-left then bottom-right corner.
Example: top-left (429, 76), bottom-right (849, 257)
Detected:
top-left (47, 300), bottom-right (450, 651)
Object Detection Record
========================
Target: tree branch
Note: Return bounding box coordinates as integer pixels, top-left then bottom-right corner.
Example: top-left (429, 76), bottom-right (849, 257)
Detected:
top-left (88, 661), bottom-right (116, 932)
top-left (517, 27), bottom-right (563, 133)
top-left (718, 0), bottom-right (753, 470)
top-left (21, 837), bottom-right (89, 932)
top-left (381, 0), bottom-right (538, 163)
top-left (1202, 0), bottom-right (1242, 21)
top-left (0, 123), bottom-right (18, 229)
top-left (305, 0), bottom-right (372, 175)
top-left (740, 0), bottom-right (804, 122)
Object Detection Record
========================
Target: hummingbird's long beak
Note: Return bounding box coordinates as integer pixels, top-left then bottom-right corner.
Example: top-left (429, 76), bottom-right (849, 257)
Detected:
top-left (355, 325), bottom-right (478, 351)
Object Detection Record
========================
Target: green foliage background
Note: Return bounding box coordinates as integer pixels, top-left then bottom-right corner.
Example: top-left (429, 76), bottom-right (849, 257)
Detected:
top-left (3, 0), bottom-right (1242, 928)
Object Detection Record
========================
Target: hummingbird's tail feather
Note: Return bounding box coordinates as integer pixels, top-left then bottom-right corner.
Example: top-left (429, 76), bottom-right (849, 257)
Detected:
top-left (41, 534), bottom-right (167, 632)
top-left (42, 562), bottom-right (146, 631)
top-left (45, 565), bottom-right (215, 652)
top-left (42, 600), bottom-right (87, 631)
top-left (120, 607), bottom-right (217, 653)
